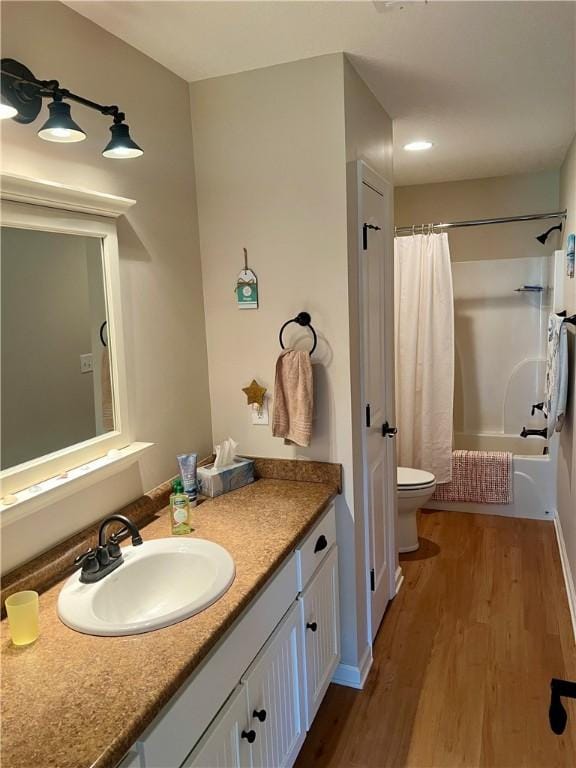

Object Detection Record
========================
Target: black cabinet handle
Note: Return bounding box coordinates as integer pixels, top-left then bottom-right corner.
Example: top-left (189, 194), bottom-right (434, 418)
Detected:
top-left (314, 534), bottom-right (328, 554)
top-left (253, 708), bottom-right (267, 722)
top-left (241, 729), bottom-right (256, 744)
top-left (306, 621), bottom-right (318, 632)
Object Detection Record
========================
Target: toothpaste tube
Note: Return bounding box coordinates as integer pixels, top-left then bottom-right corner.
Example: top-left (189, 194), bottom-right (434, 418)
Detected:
top-left (177, 453), bottom-right (198, 507)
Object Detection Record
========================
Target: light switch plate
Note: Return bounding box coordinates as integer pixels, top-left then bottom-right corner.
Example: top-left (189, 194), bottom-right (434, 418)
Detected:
top-left (80, 353), bottom-right (94, 374)
top-left (252, 399), bottom-right (269, 425)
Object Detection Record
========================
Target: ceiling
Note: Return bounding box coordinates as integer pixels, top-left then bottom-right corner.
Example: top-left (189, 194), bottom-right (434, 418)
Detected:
top-left (67, 1), bottom-right (576, 186)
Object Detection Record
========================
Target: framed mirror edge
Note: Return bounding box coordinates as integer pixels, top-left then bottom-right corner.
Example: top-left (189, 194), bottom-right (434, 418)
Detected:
top-left (0, 442), bottom-right (155, 528)
top-left (1, 173), bottom-right (137, 502)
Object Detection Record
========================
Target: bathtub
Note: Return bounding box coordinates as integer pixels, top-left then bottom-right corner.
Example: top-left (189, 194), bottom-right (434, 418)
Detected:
top-left (425, 432), bottom-right (556, 520)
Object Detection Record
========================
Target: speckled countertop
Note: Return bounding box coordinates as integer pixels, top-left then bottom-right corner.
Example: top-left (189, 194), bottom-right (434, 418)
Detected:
top-left (1, 471), bottom-right (339, 768)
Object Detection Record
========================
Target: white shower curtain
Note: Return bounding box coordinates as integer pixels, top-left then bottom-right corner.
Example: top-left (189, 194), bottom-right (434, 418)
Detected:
top-left (394, 233), bottom-right (454, 483)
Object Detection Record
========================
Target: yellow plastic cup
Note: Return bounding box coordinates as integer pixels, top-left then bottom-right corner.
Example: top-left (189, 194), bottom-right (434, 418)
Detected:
top-left (5, 590), bottom-right (39, 646)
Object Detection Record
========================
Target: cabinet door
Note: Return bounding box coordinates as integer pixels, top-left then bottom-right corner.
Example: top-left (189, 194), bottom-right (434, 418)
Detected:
top-left (116, 749), bottom-right (143, 768)
top-left (299, 546), bottom-right (340, 729)
top-left (243, 602), bottom-right (305, 768)
top-left (183, 685), bottom-right (252, 768)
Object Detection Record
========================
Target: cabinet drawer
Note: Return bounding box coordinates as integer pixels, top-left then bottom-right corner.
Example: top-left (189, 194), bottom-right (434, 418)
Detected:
top-left (296, 504), bottom-right (336, 591)
top-left (299, 546), bottom-right (340, 729)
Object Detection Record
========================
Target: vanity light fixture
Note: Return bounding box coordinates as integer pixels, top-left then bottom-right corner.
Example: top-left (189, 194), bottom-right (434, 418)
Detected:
top-left (0, 57), bottom-right (143, 159)
top-left (38, 97), bottom-right (86, 143)
top-left (403, 140), bottom-right (434, 151)
top-left (102, 121), bottom-right (143, 159)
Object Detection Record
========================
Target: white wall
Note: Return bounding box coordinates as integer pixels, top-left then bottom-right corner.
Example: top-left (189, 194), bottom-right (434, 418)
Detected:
top-left (558, 134), bottom-right (576, 592)
top-left (0, 1), bottom-right (212, 572)
top-left (191, 54), bottom-right (394, 671)
top-left (190, 54), bottom-right (349, 462)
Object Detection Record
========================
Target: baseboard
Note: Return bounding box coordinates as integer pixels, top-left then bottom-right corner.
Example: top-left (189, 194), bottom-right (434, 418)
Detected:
top-left (332, 644), bottom-right (372, 689)
top-left (554, 514), bottom-right (576, 643)
top-left (395, 566), bottom-right (404, 596)
top-left (425, 499), bottom-right (551, 521)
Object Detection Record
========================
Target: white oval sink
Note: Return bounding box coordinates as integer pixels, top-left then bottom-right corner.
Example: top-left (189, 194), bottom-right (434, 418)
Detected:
top-left (58, 538), bottom-right (235, 636)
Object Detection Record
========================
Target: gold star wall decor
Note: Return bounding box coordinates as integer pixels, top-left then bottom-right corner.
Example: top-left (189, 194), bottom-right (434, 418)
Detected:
top-left (242, 379), bottom-right (267, 408)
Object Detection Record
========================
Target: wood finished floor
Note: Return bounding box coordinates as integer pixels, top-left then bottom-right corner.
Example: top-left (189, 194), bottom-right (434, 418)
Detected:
top-left (296, 510), bottom-right (576, 768)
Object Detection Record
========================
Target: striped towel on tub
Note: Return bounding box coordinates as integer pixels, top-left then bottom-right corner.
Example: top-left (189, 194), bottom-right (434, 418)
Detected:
top-left (432, 450), bottom-right (513, 504)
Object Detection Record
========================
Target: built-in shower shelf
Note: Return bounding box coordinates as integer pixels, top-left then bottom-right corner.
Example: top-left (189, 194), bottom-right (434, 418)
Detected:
top-left (515, 285), bottom-right (544, 292)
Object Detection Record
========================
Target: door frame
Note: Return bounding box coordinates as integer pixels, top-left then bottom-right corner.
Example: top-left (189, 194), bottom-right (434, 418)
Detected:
top-left (356, 160), bottom-right (399, 644)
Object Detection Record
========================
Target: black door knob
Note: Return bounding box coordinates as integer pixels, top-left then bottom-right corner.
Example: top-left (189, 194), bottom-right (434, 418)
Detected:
top-left (253, 708), bottom-right (267, 722)
top-left (381, 421), bottom-right (398, 438)
top-left (306, 621), bottom-right (318, 632)
top-left (241, 729), bottom-right (256, 743)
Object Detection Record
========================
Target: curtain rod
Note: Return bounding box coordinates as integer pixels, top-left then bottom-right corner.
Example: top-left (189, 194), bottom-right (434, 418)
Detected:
top-left (394, 209), bottom-right (567, 236)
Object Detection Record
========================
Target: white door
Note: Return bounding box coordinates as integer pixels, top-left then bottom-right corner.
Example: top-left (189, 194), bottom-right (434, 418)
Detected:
top-left (242, 602), bottom-right (306, 768)
top-left (358, 163), bottom-right (397, 642)
top-left (184, 684), bottom-right (251, 768)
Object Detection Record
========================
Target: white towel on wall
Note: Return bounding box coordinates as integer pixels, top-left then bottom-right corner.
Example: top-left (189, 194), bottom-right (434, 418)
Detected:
top-left (544, 314), bottom-right (569, 438)
top-left (394, 232), bottom-right (455, 483)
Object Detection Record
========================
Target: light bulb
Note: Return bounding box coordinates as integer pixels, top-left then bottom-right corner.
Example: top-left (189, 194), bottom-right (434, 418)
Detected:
top-left (102, 122), bottom-right (143, 159)
top-left (38, 100), bottom-right (86, 143)
top-left (0, 102), bottom-right (18, 120)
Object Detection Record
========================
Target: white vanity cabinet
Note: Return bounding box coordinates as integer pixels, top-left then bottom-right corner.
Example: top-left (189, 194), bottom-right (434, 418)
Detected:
top-left (299, 546), bottom-right (340, 728)
top-left (242, 602), bottom-right (306, 768)
top-left (128, 505), bottom-right (338, 768)
top-left (186, 602), bottom-right (305, 768)
top-left (184, 684), bottom-right (252, 768)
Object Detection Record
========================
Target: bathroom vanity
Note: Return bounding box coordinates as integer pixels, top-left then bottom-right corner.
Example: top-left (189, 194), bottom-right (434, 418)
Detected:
top-left (122, 503), bottom-right (338, 768)
top-left (0, 466), bottom-right (341, 768)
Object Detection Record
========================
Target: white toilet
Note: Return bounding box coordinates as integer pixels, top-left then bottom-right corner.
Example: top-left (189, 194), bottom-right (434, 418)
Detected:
top-left (397, 467), bottom-right (436, 553)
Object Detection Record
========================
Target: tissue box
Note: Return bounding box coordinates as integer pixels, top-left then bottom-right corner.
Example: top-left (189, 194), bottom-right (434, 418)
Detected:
top-left (197, 457), bottom-right (255, 498)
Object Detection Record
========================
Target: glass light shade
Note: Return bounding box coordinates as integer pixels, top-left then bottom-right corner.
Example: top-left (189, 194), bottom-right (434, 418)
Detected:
top-left (0, 101), bottom-right (18, 120)
top-left (38, 101), bottom-right (86, 143)
top-left (102, 122), bottom-right (143, 159)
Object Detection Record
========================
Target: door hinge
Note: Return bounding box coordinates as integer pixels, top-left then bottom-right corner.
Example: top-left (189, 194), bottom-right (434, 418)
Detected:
top-left (366, 403), bottom-right (371, 428)
top-left (370, 568), bottom-right (375, 591)
top-left (362, 222), bottom-right (382, 250)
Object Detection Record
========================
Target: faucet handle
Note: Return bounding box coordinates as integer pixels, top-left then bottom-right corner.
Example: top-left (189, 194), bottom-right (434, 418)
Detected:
top-left (107, 533), bottom-right (122, 559)
top-left (74, 549), bottom-right (99, 575)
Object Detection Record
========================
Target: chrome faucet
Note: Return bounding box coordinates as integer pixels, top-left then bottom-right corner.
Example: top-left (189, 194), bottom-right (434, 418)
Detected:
top-left (75, 514), bottom-right (143, 583)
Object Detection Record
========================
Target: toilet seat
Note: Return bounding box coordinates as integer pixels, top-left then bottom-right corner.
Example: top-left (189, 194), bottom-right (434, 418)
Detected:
top-left (397, 466), bottom-right (436, 490)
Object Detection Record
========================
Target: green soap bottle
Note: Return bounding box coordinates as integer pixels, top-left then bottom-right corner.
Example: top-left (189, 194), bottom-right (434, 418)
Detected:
top-left (170, 478), bottom-right (192, 535)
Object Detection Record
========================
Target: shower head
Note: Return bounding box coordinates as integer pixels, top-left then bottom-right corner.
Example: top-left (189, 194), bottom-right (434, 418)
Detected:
top-left (536, 223), bottom-right (563, 244)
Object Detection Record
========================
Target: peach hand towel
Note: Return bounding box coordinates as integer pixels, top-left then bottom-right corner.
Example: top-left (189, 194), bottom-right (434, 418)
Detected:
top-left (272, 349), bottom-right (313, 447)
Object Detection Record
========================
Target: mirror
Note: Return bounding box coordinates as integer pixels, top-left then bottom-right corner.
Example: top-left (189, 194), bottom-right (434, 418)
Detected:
top-left (1, 227), bottom-right (114, 470)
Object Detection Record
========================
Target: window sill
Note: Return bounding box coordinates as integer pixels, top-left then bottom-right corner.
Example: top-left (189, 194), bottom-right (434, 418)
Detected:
top-left (0, 442), bottom-right (154, 527)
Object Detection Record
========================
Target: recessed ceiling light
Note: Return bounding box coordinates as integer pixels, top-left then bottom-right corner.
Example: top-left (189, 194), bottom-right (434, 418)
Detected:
top-left (403, 140), bottom-right (434, 152)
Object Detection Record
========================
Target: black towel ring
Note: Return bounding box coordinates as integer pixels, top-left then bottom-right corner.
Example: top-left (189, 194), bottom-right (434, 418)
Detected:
top-left (279, 311), bottom-right (317, 356)
top-left (99, 320), bottom-right (108, 347)
top-left (557, 310), bottom-right (576, 327)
